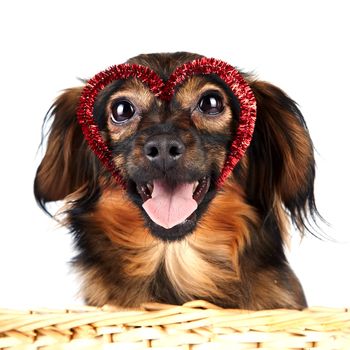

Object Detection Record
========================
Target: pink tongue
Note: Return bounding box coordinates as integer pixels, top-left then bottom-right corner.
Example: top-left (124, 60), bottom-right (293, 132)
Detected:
top-left (142, 180), bottom-right (197, 229)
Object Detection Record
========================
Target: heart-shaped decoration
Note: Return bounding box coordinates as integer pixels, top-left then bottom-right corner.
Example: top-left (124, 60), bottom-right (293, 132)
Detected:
top-left (76, 57), bottom-right (257, 188)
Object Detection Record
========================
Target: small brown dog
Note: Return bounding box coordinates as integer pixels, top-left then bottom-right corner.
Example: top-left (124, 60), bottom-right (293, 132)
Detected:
top-left (34, 52), bottom-right (317, 309)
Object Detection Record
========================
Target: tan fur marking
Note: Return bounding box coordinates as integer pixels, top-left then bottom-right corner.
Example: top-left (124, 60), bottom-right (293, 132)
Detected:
top-left (194, 180), bottom-right (258, 266)
top-left (93, 188), bottom-right (154, 247)
top-left (162, 180), bottom-right (259, 300)
top-left (164, 241), bottom-right (232, 299)
top-left (176, 77), bottom-right (233, 133)
top-left (91, 188), bottom-right (165, 281)
top-left (76, 266), bottom-right (111, 306)
top-left (106, 78), bottom-right (155, 142)
top-left (80, 179), bottom-right (258, 304)
top-left (273, 196), bottom-right (292, 246)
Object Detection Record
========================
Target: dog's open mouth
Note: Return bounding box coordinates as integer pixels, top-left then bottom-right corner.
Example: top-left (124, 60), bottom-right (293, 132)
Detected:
top-left (136, 177), bottom-right (210, 229)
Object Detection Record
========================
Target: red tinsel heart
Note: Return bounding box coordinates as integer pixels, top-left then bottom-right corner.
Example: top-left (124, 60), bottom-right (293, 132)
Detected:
top-left (76, 57), bottom-right (257, 189)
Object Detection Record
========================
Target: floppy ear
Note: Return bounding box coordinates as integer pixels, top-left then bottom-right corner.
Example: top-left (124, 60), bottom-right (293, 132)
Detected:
top-left (246, 81), bottom-right (317, 232)
top-left (34, 87), bottom-right (98, 211)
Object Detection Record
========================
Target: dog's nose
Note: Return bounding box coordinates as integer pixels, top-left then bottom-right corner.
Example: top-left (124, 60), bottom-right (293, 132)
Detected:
top-left (144, 135), bottom-right (185, 170)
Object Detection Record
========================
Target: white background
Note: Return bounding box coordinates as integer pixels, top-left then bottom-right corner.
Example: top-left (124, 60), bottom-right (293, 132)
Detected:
top-left (0, 0), bottom-right (349, 309)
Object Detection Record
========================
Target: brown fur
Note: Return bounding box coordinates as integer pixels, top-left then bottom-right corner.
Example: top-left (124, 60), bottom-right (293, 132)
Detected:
top-left (72, 179), bottom-right (304, 309)
top-left (248, 80), bottom-right (315, 233)
top-left (176, 77), bottom-right (233, 133)
top-left (35, 87), bottom-right (86, 202)
top-left (107, 78), bottom-right (155, 142)
top-left (73, 180), bottom-right (255, 306)
top-left (35, 52), bottom-right (317, 310)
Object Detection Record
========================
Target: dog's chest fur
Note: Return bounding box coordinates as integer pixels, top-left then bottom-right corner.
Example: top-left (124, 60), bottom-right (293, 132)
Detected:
top-left (76, 227), bottom-right (241, 308)
top-left (73, 183), bottom-right (252, 307)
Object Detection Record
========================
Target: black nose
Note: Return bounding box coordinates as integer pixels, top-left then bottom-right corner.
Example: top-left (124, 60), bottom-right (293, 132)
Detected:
top-left (144, 135), bottom-right (185, 171)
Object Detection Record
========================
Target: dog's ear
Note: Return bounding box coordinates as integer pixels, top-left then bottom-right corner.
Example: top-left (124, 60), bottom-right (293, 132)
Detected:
top-left (34, 87), bottom-right (98, 211)
top-left (246, 81), bottom-right (317, 232)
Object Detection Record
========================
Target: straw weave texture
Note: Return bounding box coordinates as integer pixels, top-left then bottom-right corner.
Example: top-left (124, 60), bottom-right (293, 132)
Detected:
top-left (1, 300), bottom-right (349, 349)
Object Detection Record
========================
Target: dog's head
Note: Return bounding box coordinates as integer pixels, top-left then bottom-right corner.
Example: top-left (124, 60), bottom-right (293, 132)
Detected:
top-left (34, 52), bottom-right (317, 243)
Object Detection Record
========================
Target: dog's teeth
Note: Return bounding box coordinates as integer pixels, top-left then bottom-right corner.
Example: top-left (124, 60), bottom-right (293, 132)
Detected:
top-left (193, 181), bottom-right (199, 193)
top-left (146, 183), bottom-right (153, 194)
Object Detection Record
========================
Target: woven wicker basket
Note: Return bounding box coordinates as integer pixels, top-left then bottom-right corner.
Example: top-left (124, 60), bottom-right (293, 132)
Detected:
top-left (1, 300), bottom-right (349, 349)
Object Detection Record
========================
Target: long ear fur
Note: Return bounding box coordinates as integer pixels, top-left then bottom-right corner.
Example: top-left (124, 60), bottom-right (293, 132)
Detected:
top-left (247, 81), bottom-right (319, 233)
top-left (34, 87), bottom-right (98, 211)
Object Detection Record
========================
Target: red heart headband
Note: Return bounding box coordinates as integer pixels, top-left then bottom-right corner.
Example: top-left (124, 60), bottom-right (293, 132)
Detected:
top-left (76, 57), bottom-right (257, 189)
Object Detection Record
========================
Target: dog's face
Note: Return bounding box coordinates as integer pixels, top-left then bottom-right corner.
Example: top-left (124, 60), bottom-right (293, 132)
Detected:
top-left (35, 52), bottom-right (316, 242)
top-left (93, 58), bottom-right (241, 240)
top-left (34, 52), bottom-right (317, 309)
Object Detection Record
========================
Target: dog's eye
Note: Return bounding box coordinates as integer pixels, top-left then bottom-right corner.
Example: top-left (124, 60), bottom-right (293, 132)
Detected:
top-left (110, 100), bottom-right (135, 124)
top-left (198, 93), bottom-right (224, 115)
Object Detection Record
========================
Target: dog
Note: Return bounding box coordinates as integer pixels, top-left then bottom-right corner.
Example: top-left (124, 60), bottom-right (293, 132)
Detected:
top-left (34, 52), bottom-right (318, 309)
